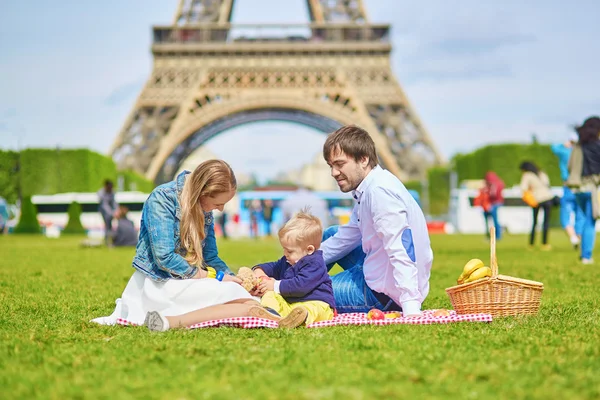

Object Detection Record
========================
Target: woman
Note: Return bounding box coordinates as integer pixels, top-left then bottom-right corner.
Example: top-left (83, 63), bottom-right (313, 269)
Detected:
top-left (474, 171), bottom-right (505, 239)
top-left (92, 160), bottom-right (280, 329)
top-left (567, 116), bottom-right (600, 264)
top-left (520, 161), bottom-right (556, 250)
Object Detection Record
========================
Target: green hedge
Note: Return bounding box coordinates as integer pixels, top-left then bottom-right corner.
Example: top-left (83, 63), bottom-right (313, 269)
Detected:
top-left (0, 150), bottom-right (20, 203)
top-left (453, 143), bottom-right (562, 187)
top-left (12, 148), bottom-right (153, 198)
top-left (427, 167), bottom-right (451, 216)
top-left (62, 201), bottom-right (86, 234)
top-left (20, 149), bottom-right (118, 196)
top-left (13, 196), bottom-right (41, 234)
top-left (119, 170), bottom-right (155, 192)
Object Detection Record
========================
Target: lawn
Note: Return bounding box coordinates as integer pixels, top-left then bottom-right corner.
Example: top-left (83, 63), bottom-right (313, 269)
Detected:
top-left (1, 232), bottom-right (599, 399)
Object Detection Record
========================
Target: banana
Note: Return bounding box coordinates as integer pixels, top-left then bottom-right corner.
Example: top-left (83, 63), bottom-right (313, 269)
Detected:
top-left (463, 266), bottom-right (492, 283)
top-left (457, 258), bottom-right (485, 283)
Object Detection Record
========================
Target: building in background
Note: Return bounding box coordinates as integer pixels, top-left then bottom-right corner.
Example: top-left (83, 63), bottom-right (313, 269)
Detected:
top-left (274, 152), bottom-right (337, 191)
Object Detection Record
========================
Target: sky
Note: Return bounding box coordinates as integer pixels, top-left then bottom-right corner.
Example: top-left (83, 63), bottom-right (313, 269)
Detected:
top-left (1, 0), bottom-right (599, 181)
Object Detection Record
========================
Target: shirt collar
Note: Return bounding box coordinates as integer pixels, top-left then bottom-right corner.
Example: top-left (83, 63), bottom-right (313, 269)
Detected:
top-left (352, 165), bottom-right (381, 201)
top-left (176, 170), bottom-right (190, 197)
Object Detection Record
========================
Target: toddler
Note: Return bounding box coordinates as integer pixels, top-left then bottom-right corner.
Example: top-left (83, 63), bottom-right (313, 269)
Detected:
top-left (253, 211), bottom-right (335, 328)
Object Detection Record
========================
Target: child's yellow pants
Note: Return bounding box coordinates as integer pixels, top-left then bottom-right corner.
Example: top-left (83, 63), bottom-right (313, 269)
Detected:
top-left (260, 291), bottom-right (333, 324)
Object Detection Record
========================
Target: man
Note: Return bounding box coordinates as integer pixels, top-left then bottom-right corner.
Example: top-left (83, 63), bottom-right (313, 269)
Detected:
top-left (97, 179), bottom-right (118, 246)
top-left (551, 133), bottom-right (584, 249)
top-left (320, 125), bottom-right (433, 317)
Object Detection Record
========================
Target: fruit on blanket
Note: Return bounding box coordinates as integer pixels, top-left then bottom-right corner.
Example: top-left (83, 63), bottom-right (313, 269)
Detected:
top-left (463, 266), bottom-right (492, 283)
top-left (433, 309), bottom-right (451, 317)
top-left (457, 258), bottom-right (485, 284)
top-left (384, 312), bottom-right (401, 319)
top-left (367, 309), bottom-right (385, 320)
top-left (237, 267), bottom-right (260, 292)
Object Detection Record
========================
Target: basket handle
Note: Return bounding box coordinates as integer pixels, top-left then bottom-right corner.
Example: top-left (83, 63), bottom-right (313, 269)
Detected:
top-left (489, 226), bottom-right (499, 277)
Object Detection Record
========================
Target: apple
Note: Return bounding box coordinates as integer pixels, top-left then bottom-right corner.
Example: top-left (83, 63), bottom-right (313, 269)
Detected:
top-left (259, 276), bottom-right (270, 282)
top-left (367, 309), bottom-right (385, 320)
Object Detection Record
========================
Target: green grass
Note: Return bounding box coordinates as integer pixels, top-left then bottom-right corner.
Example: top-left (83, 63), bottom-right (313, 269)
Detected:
top-left (1, 232), bottom-right (599, 399)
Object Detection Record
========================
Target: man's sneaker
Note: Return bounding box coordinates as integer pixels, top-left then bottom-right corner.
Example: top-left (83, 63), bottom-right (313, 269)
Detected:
top-left (541, 244), bottom-right (552, 251)
top-left (248, 305), bottom-right (281, 322)
top-left (279, 306), bottom-right (308, 329)
top-left (144, 311), bottom-right (170, 332)
top-left (582, 258), bottom-right (594, 265)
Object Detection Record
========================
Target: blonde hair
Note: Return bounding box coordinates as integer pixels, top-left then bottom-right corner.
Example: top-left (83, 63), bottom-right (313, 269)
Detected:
top-left (179, 159), bottom-right (236, 266)
top-left (278, 210), bottom-right (323, 249)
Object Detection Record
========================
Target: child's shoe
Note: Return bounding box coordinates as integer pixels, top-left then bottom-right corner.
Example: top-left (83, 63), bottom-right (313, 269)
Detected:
top-left (581, 258), bottom-right (594, 265)
top-left (279, 306), bottom-right (308, 329)
top-left (144, 311), bottom-right (170, 332)
top-left (540, 244), bottom-right (552, 251)
top-left (248, 305), bottom-right (281, 322)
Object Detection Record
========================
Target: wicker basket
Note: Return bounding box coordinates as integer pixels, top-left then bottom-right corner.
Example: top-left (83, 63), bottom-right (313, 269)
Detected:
top-left (445, 227), bottom-right (544, 317)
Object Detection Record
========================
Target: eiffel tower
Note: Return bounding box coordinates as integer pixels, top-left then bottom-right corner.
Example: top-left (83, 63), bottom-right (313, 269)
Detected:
top-left (110, 0), bottom-right (444, 184)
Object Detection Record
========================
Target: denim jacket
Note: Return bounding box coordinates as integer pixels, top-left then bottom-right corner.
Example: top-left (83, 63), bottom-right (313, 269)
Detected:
top-left (132, 170), bottom-right (232, 281)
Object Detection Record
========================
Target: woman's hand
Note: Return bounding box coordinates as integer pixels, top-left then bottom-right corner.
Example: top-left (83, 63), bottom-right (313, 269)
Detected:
top-left (222, 274), bottom-right (242, 284)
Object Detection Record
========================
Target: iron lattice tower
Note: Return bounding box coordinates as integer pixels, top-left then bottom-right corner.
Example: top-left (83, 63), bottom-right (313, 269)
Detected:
top-left (110, 0), bottom-right (444, 183)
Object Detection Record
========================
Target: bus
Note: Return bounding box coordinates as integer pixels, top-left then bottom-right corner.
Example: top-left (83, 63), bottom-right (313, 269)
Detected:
top-left (31, 192), bottom-right (149, 236)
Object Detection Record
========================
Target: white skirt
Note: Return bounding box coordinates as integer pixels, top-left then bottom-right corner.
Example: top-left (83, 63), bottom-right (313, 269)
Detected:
top-left (91, 271), bottom-right (254, 326)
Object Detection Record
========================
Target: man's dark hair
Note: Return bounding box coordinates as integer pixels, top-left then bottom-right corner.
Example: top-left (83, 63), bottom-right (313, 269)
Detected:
top-left (323, 125), bottom-right (378, 168)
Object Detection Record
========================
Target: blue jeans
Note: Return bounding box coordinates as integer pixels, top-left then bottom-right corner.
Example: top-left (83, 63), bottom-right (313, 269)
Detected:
top-left (561, 187), bottom-right (585, 235)
top-left (483, 204), bottom-right (502, 239)
top-left (323, 226), bottom-right (400, 313)
top-left (575, 192), bottom-right (597, 260)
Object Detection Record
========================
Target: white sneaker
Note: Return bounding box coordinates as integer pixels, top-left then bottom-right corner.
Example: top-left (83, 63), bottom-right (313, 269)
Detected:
top-left (144, 311), bottom-right (170, 332)
top-left (582, 258), bottom-right (594, 265)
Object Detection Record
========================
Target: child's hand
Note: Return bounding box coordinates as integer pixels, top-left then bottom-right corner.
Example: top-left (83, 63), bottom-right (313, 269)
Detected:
top-left (259, 279), bottom-right (275, 293)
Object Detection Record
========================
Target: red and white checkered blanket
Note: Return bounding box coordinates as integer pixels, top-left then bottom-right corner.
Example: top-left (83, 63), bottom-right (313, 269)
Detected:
top-left (115, 310), bottom-right (492, 329)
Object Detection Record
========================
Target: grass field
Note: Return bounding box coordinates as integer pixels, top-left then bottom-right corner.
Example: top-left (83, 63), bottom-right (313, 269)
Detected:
top-left (1, 232), bottom-right (599, 399)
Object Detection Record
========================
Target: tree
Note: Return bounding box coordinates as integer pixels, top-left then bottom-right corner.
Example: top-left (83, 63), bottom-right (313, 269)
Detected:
top-left (13, 196), bottom-right (41, 234)
top-left (62, 201), bottom-right (86, 234)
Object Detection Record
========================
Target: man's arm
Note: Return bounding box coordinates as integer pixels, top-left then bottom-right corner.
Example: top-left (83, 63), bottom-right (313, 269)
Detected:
top-left (320, 206), bottom-right (362, 264)
top-left (371, 188), bottom-right (423, 316)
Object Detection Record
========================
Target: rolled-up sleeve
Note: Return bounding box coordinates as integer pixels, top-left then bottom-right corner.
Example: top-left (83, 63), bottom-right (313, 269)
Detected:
top-left (320, 206), bottom-right (362, 265)
top-left (371, 188), bottom-right (422, 315)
